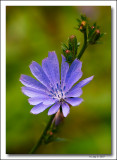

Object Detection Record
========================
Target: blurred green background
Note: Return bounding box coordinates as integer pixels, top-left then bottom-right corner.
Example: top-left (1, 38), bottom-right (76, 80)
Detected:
top-left (6, 6), bottom-right (111, 154)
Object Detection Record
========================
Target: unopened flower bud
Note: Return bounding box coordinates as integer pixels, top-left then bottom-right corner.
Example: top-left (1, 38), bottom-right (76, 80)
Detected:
top-left (94, 29), bottom-right (100, 41)
top-left (89, 28), bottom-right (101, 44)
top-left (52, 109), bottom-right (64, 126)
top-left (95, 29), bottom-right (100, 35)
top-left (81, 21), bottom-right (86, 26)
top-left (91, 26), bottom-right (95, 29)
top-left (79, 21), bottom-right (86, 32)
top-left (79, 25), bottom-right (83, 31)
top-left (65, 50), bottom-right (70, 54)
top-left (69, 35), bottom-right (75, 39)
top-left (49, 131), bottom-right (53, 136)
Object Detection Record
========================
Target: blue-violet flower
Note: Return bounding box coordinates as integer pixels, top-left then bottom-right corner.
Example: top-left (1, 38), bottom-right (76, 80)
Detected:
top-left (20, 51), bottom-right (93, 117)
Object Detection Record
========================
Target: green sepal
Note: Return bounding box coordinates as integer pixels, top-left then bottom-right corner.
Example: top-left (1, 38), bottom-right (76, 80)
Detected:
top-left (65, 51), bottom-right (74, 64)
top-left (68, 35), bottom-right (78, 57)
top-left (61, 43), bottom-right (69, 52)
top-left (88, 25), bottom-right (95, 39)
top-left (80, 14), bottom-right (87, 21)
top-left (76, 18), bottom-right (81, 23)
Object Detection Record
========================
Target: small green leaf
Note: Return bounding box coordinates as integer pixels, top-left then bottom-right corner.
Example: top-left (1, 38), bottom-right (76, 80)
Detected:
top-left (76, 18), bottom-right (81, 23)
top-left (61, 43), bottom-right (68, 51)
top-left (81, 14), bottom-right (87, 21)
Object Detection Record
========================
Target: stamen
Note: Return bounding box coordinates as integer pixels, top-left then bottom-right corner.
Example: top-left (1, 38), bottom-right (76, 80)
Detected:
top-left (50, 91), bottom-right (53, 94)
top-left (50, 82), bottom-right (66, 101)
top-left (63, 86), bottom-right (66, 90)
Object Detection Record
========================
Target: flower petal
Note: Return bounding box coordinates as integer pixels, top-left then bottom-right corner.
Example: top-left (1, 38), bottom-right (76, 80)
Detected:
top-left (21, 87), bottom-right (49, 97)
top-left (75, 76), bottom-right (94, 88)
top-left (48, 51), bottom-right (60, 84)
top-left (62, 102), bottom-right (70, 117)
top-left (48, 102), bottom-right (60, 115)
top-left (20, 74), bottom-right (48, 91)
top-left (29, 61), bottom-right (51, 89)
top-left (61, 55), bottom-right (69, 89)
top-left (65, 87), bottom-right (82, 98)
top-left (42, 51), bottom-right (60, 88)
top-left (28, 97), bottom-right (56, 105)
top-left (30, 102), bottom-right (50, 114)
top-left (65, 97), bottom-right (83, 106)
top-left (65, 59), bottom-right (82, 92)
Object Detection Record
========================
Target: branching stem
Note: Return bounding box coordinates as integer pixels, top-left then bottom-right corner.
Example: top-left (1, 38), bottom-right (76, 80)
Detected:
top-left (77, 30), bottom-right (88, 60)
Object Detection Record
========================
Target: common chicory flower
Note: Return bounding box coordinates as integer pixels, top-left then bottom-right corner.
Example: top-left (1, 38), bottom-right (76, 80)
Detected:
top-left (20, 51), bottom-right (93, 117)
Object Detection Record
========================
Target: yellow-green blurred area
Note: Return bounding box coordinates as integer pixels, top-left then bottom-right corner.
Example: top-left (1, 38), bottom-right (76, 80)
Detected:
top-left (6, 6), bottom-right (111, 154)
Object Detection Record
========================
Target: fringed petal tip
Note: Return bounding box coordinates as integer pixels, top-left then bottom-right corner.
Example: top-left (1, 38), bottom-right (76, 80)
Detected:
top-left (61, 54), bottom-right (65, 59)
top-left (28, 98), bottom-right (33, 105)
top-left (74, 58), bottom-right (82, 67)
top-left (30, 110), bottom-right (36, 115)
top-left (73, 75), bottom-right (94, 89)
top-left (29, 61), bottom-right (35, 68)
top-left (30, 109), bottom-right (40, 115)
top-left (91, 75), bottom-right (94, 79)
top-left (19, 74), bottom-right (24, 82)
top-left (21, 86), bottom-right (25, 94)
top-left (48, 51), bottom-right (56, 56)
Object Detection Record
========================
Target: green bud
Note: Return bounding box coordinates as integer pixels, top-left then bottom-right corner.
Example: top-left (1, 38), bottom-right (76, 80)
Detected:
top-left (78, 20), bottom-right (87, 33)
top-left (65, 50), bottom-right (73, 64)
top-left (91, 26), bottom-right (95, 29)
top-left (81, 21), bottom-right (86, 26)
top-left (68, 35), bottom-right (78, 57)
top-left (94, 29), bottom-right (100, 41)
top-left (89, 29), bottom-right (101, 44)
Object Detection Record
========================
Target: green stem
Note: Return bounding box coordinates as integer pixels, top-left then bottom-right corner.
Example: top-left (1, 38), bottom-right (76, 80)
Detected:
top-left (29, 114), bottom-right (55, 154)
top-left (29, 28), bottom-right (88, 154)
top-left (77, 30), bottom-right (88, 60)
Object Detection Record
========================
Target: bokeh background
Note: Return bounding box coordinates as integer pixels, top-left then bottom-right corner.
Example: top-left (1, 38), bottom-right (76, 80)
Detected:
top-left (6, 6), bottom-right (111, 154)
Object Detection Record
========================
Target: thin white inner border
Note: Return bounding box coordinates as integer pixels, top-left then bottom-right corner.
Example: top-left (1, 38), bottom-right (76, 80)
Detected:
top-left (1, 1), bottom-right (116, 159)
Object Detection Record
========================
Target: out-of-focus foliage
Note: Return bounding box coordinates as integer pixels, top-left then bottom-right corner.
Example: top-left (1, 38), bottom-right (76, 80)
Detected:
top-left (6, 6), bottom-right (111, 154)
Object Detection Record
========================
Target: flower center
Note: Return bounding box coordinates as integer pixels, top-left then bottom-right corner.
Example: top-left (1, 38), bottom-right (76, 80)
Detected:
top-left (49, 84), bottom-right (65, 101)
top-left (55, 89), bottom-right (65, 101)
